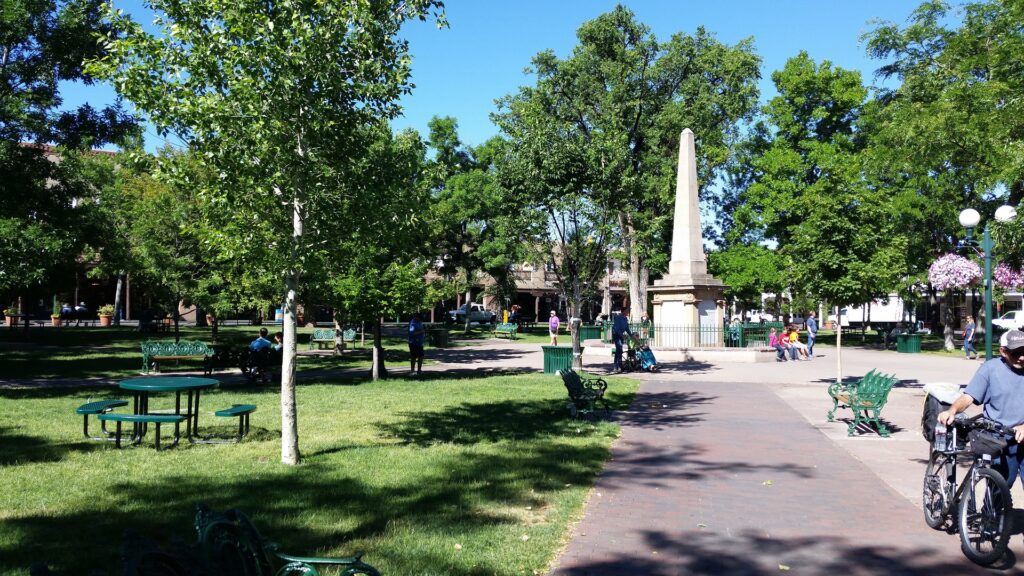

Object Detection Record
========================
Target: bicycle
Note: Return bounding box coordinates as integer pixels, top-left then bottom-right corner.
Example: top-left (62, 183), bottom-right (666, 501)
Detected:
top-left (923, 413), bottom-right (1015, 566)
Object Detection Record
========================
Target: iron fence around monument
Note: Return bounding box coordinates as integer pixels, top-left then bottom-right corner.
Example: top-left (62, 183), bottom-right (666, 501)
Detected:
top-left (596, 322), bottom-right (782, 348)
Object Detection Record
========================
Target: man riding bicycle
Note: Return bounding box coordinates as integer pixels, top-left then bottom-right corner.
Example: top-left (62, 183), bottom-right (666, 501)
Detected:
top-left (938, 329), bottom-right (1024, 487)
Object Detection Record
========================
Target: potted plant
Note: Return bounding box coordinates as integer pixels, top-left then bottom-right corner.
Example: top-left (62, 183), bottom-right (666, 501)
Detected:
top-left (50, 296), bottom-right (62, 327)
top-left (98, 304), bottom-right (116, 327)
top-left (3, 307), bottom-right (15, 327)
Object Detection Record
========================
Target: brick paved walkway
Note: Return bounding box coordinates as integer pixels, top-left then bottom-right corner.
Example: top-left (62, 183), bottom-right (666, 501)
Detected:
top-left (550, 379), bottom-right (1005, 575)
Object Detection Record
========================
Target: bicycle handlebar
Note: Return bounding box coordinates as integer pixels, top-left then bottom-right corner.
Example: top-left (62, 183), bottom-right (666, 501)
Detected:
top-left (953, 413), bottom-right (1015, 439)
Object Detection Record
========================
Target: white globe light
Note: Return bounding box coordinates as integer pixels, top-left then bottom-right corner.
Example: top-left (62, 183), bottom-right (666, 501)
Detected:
top-left (959, 208), bottom-right (981, 228)
top-left (995, 205), bottom-right (1017, 223)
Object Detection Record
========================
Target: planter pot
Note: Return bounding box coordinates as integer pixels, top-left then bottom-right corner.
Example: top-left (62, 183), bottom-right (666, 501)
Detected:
top-left (4, 317), bottom-right (14, 327)
top-left (51, 317), bottom-right (62, 327)
top-left (99, 315), bottom-right (113, 327)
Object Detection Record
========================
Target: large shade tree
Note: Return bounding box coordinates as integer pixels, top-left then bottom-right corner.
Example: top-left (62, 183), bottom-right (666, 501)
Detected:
top-left (0, 0), bottom-right (134, 301)
top-left (495, 5), bottom-right (761, 320)
top-left (90, 0), bottom-right (444, 465)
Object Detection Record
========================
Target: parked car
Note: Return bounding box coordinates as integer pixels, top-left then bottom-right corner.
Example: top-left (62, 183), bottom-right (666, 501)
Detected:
top-left (448, 303), bottom-right (496, 325)
top-left (992, 310), bottom-right (1024, 331)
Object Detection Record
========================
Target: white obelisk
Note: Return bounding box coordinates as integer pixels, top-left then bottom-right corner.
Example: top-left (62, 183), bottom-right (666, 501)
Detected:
top-left (649, 128), bottom-right (726, 345)
top-left (668, 128), bottom-right (709, 279)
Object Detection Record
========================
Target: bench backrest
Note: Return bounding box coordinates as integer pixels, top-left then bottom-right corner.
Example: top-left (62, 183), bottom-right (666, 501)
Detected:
top-left (496, 323), bottom-right (517, 331)
top-left (311, 328), bottom-right (335, 341)
top-left (343, 328), bottom-right (357, 341)
top-left (855, 373), bottom-right (898, 404)
top-left (195, 505), bottom-right (276, 575)
top-left (141, 340), bottom-right (214, 357)
top-left (558, 369), bottom-right (585, 398)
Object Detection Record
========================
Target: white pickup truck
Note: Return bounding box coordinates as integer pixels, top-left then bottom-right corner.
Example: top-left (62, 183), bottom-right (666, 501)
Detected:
top-left (448, 303), bottom-right (496, 325)
top-left (992, 311), bottom-right (1024, 331)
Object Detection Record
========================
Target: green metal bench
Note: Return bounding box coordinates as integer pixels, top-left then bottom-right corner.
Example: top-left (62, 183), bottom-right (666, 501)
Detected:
top-left (141, 340), bottom-right (215, 374)
top-left (75, 399), bottom-right (129, 441)
top-left (213, 404), bottom-right (256, 443)
top-left (826, 370), bottom-right (898, 437)
top-left (32, 504), bottom-right (381, 576)
top-left (98, 413), bottom-right (187, 450)
top-left (309, 327), bottom-right (337, 350)
top-left (557, 369), bottom-right (609, 419)
top-left (491, 322), bottom-right (518, 340)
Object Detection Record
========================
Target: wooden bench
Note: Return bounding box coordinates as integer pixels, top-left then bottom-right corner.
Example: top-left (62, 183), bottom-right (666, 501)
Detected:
top-left (141, 340), bottom-right (215, 374)
top-left (557, 369), bottom-right (609, 418)
top-left (98, 413), bottom-right (186, 450)
top-left (213, 404), bottom-right (257, 443)
top-left (75, 399), bottom-right (129, 440)
top-left (492, 322), bottom-right (518, 340)
top-left (32, 504), bottom-right (382, 576)
top-left (826, 369), bottom-right (898, 437)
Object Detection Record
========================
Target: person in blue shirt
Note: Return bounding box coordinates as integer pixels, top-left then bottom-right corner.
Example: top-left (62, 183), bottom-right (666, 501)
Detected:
top-left (963, 315), bottom-right (977, 360)
top-left (939, 330), bottom-right (1024, 488)
top-left (408, 313), bottom-right (426, 376)
top-left (611, 310), bottom-right (633, 373)
top-left (806, 311), bottom-right (818, 357)
top-left (249, 327), bottom-right (273, 351)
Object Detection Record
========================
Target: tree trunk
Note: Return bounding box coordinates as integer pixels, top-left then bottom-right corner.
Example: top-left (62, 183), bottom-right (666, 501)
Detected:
top-left (835, 306), bottom-right (843, 385)
top-left (113, 274), bottom-right (124, 326)
top-left (371, 318), bottom-right (388, 380)
top-left (280, 191), bottom-right (302, 466)
top-left (942, 290), bottom-right (956, 351)
top-left (463, 283), bottom-right (472, 335)
top-left (618, 211), bottom-right (648, 320)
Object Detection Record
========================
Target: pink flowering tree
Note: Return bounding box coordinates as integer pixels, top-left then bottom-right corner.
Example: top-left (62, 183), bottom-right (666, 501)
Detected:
top-left (994, 262), bottom-right (1024, 289)
top-left (928, 254), bottom-right (981, 350)
top-left (928, 253), bottom-right (981, 290)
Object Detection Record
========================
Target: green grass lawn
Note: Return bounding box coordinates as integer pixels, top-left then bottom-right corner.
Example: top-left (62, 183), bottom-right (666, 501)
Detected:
top-left (0, 372), bottom-right (636, 575)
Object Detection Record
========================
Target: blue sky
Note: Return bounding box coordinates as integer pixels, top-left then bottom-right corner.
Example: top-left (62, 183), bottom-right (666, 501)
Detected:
top-left (63, 0), bottom-right (927, 151)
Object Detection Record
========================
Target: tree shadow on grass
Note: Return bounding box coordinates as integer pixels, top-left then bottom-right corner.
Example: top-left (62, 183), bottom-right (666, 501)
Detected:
top-left (0, 426), bottom-right (93, 465)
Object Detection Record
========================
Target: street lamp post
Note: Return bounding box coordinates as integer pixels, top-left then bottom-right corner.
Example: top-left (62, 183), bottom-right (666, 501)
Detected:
top-left (959, 205), bottom-right (1018, 360)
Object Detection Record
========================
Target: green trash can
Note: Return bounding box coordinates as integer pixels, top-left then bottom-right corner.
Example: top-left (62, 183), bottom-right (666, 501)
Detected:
top-left (896, 333), bottom-right (921, 353)
top-left (427, 328), bottom-right (449, 348)
top-left (542, 345), bottom-right (573, 374)
top-left (579, 325), bottom-right (601, 341)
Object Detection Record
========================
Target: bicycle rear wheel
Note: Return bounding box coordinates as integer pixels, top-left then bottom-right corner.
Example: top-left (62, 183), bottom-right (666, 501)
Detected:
top-left (923, 450), bottom-right (955, 530)
top-left (958, 467), bottom-right (1013, 565)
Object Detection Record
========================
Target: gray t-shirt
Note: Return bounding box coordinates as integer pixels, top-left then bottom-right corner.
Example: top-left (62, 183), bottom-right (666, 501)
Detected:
top-left (965, 358), bottom-right (1024, 428)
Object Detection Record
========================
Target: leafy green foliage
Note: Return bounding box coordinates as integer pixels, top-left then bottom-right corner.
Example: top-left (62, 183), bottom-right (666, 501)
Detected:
top-left (730, 53), bottom-right (908, 307)
top-left (494, 6), bottom-right (760, 317)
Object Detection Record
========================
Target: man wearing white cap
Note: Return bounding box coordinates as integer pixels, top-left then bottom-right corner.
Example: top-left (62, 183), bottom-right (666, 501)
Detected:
top-left (939, 329), bottom-right (1024, 486)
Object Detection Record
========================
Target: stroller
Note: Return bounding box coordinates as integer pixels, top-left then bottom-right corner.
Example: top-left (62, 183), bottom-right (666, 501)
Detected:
top-left (621, 337), bottom-right (658, 373)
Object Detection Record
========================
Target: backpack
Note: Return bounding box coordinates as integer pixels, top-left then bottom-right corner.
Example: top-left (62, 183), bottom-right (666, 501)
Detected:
top-left (921, 394), bottom-right (950, 442)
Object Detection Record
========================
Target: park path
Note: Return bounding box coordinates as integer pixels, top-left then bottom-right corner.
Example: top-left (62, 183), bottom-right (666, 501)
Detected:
top-left (549, 377), bottom-right (1007, 575)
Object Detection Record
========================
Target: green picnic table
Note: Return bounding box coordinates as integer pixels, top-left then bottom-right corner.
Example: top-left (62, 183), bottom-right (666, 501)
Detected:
top-left (119, 376), bottom-right (219, 442)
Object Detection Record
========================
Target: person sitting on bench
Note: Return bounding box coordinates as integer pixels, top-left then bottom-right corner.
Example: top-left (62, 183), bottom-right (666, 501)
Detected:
top-left (249, 327), bottom-right (272, 351)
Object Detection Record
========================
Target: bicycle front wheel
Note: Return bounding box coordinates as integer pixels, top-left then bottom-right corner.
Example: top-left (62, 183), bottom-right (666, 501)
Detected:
top-left (958, 467), bottom-right (1013, 565)
top-left (923, 451), bottom-right (955, 530)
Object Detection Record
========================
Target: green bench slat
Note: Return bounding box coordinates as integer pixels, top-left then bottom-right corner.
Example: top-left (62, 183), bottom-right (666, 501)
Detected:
top-left (99, 413), bottom-right (186, 424)
top-left (215, 404), bottom-right (257, 417)
top-left (76, 400), bottom-right (128, 415)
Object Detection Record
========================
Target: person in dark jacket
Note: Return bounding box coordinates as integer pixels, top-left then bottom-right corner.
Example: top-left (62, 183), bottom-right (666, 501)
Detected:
top-left (611, 310), bottom-right (633, 373)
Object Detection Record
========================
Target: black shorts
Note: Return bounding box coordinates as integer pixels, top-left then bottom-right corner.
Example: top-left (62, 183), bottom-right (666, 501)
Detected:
top-left (409, 343), bottom-right (424, 359)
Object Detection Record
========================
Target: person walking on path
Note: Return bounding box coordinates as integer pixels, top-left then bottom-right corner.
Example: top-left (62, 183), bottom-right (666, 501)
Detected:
top-left (963, 315), bottom-right (978, 360)
top-left (408, 313), bottom-right (426, 376)
top-left (611, 310), bottom-right (633, 373)
top-left (806, 311), bottom-right (818, 357)
top-left (548, 310), bottom-right (560, 346)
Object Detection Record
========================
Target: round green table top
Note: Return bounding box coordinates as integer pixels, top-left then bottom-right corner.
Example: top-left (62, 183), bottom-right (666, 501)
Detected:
top-left (119, 376), bottom-right (219, 392)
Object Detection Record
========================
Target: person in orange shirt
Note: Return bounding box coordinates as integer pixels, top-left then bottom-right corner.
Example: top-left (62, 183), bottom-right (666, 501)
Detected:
top-left (787, 325), bottom-right (810, 360)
